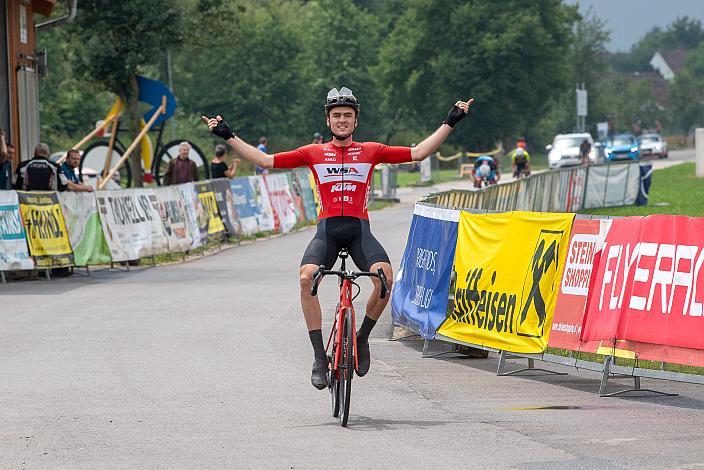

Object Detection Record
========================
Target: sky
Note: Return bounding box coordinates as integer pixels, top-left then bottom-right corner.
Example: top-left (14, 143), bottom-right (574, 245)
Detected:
top-left (567, 0), bottom-right (704, 51)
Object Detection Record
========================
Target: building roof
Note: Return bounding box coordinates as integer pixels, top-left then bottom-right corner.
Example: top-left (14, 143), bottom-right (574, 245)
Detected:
top-left (659, 49), bottom-right (691, 73)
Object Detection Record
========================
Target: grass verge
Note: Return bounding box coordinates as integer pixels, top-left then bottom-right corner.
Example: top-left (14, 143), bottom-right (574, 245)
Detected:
top-left (581, 162), bottom-right (703, 217)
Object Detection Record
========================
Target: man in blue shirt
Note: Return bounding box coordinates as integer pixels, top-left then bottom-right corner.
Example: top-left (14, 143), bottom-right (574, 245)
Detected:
top-left (255, 136), bottom-right (268, 175)
top-left (0, 132), bottom-right (12, 190)
top-left (60, 149), bottom-right (93, 192)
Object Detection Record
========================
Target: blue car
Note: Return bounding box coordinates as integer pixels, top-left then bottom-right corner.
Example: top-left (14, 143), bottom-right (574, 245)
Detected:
top-left (604, 134), bottom-right (640, 161)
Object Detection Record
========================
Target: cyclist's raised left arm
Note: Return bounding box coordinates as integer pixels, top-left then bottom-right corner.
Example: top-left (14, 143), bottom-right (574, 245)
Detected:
top-left (411, 98), bottom-right (474, 162)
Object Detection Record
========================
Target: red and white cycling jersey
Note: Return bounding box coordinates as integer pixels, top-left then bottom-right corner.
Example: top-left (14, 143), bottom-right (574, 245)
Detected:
top-left (273, 142), bottom-right (411, 219)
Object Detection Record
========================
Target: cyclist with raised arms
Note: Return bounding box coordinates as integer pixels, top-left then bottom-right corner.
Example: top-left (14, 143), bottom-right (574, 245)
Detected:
top-left (202, 88), bottom-right (473, 389)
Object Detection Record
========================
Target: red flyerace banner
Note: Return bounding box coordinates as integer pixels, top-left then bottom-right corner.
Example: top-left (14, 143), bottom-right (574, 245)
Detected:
top-left (581, 215), bottom-right (704, 350)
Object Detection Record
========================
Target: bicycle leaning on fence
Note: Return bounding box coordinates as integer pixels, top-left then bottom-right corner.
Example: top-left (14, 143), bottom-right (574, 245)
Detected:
top-left (310, 248), bottom-right (388, 427)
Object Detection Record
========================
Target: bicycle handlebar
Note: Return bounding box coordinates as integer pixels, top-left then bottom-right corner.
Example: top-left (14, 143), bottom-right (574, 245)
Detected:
top-left (310, 266), bottom-right (388, 299)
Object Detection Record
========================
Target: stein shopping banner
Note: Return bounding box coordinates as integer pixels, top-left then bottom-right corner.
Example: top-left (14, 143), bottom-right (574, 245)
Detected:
top-left (153, 186), bottom-right (193, 253)
top-left (17, 191), bottom-right (74, 268)
top-left (264, 173), bottom-right (298, 233)
top-left (194, 181), bottom-right (226, 237)
top-left (178, 182), bottom-right (208, 248)
top-left (58, 192), bottom-right (112, 266)
top-left (437, 211), bottom-right (574, 353)
top-left (581, 215), bottom-right (704, 351)
top-left (210, 178), bottom-right (242, 237)
top-left (0, 191), bottom-right (33, 270)
top-left (96, 189), bottom-right (169, 261)
top-left (391, 204), bottom-right (459, 339)
top-left (248, 176), bottom-right (276, 232)
top-left (549, 218), bottom-right (611, 352)
top-left (229, 177), bottom-right (260, 235)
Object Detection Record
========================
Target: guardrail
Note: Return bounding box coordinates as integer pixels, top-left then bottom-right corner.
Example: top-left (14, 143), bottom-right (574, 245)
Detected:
top-left (423, 161), bottom-right (640, 213)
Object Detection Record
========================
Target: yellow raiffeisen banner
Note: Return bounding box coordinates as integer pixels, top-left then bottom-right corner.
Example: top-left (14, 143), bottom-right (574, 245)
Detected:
top-left (197, 190), bottom-right (226, 235)
top-left (17, 191), bottom-right (74, 268)
top-left (437, 211), bottom-right (574, 353)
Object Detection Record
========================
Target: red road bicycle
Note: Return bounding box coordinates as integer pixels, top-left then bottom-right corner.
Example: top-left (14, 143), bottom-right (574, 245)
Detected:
top-left (310, 248), bottom-right (388, 427)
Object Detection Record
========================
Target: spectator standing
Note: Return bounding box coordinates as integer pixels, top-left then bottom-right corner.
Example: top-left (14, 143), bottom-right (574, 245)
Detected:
top-left (0, 132), bottom-right (13, 190)
top-left (60, 149), bottom-right (93, 192)
top-left (163, 141), bottom-right (198, 185)
top-left (14, 143), bottom-right (67, 191)
top-left (255, 137), bottom-right (268, 175)
top-left (579, 139), bottom-right (592, 165)
top-left (312, 132), bottom-right (323, 145)
top-left (210, 144), bottom-right (240, 179)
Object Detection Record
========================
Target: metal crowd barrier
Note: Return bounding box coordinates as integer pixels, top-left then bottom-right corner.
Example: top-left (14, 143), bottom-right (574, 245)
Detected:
top-left (423, 161), bottom-right (640, 213)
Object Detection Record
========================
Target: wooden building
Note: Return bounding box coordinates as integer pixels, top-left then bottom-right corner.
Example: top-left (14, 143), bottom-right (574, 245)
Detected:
top-left (1, 0), bottom-right (57, 164)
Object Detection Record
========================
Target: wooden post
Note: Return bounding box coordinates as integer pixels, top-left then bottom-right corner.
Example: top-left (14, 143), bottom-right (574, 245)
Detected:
top-left (98, 97), bottom-right (166, 190)
top-left (57, 113), bottom-right (121, 164)
top-left (101, 116), bottom-right (121, 179)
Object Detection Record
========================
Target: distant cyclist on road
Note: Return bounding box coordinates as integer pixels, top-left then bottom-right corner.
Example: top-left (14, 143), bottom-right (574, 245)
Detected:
top-left (510, 146), bottom-right (531, 178)
top-left (203, 87), bottom-right (473, 389)
top-left (472, 154), bottom-right (499, 188)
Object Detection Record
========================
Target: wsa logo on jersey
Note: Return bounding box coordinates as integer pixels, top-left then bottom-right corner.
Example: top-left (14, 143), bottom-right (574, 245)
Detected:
top-left (313, 163), bottom-right (371, 183)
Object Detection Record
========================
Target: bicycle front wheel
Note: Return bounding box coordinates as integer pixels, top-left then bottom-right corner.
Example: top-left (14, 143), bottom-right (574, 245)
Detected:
top-left (339, 308), bottom-right (354, 427)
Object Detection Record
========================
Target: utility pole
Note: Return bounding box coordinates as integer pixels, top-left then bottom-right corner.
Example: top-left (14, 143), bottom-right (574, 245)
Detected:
top-left (576, 83), bottom-right (588, 133)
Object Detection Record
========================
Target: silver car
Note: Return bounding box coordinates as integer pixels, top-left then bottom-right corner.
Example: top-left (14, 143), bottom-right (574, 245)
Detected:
top-left (637, 133), bottom-right (668, 158)
top-left (546, 133), bottom-right (595, 169)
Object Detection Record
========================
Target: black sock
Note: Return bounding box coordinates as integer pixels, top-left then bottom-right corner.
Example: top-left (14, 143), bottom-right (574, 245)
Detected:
top-left (357, 316), bottom-right (377, 343)
top-left (309, 329), bottom-right (326, 359)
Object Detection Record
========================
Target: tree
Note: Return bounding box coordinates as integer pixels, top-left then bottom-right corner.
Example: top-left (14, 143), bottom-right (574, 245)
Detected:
top-left (612, 17), bottom-right (704, 72)
top-left (67, 1), bottom-right (186, 186)
top-left (375, 0), bottom-right (577, 149)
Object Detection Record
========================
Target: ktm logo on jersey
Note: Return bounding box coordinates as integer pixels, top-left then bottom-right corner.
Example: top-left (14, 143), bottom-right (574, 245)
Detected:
top-left (326, 167), bottom-right (360, 175)
top-left (330, 183), bottom-right (357, 192)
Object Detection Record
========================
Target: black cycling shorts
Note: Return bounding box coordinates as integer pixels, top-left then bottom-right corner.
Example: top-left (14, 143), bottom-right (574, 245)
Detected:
top-left (301, 216), bottom-right (390, 271)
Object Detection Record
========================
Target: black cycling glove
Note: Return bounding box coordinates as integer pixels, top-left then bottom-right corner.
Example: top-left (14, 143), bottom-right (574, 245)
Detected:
top-left (443, 105), bottom-right (467, 128)
top-left (212, 118), bottom-right (235, 140)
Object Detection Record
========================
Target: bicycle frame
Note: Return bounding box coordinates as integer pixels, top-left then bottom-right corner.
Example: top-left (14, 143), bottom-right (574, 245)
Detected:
top-left (325, 277), bottom-right (359, 378)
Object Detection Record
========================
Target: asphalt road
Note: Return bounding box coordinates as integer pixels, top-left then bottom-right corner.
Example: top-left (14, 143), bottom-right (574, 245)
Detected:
top-left (2, 161), bottom-right (704, 468)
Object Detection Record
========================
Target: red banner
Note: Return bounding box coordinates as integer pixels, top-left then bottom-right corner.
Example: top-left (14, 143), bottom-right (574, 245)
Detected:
top-left (581, 215), bottom-right (704, 350)
top-left (549, 219), bottom-right (602, 352)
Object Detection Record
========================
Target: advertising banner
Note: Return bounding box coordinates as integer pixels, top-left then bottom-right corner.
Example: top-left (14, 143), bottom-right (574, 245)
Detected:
top-left (549, 218), bottom-right (610, 352)
top-left (229, 177), bottom-right (260, 235)
top-left (391, 204), bottom-right (459, 339)
top-left (295, 169), bottom-right (318, 222)
top-left (17, 191), bottom-right (74, 268)
top-left (178, 182), bottom-right (208, 249)
top-left (210, 178), bottom-right (242, 237)
top-left (264, 174), bottom-right (298, 233)
top-left (194, 181), bottom-right (226, 237)
top-left (248, 176), bottom-right (276, 232)
top-left (58, 192), bottom-right (112, 266)
top-left (153, 186), bottom-right (193, 253)
top-left (437, 211), bottom-right (574, 353)
top-left (96, 189), bottom-right (169, 261)
top-left (308, 172), bottom-right (320, 217)
top-left (581, 215), bottom-right (704, 351)
top-left (287, 172), bottom-right (306, 223)
top-left (583, 163), bottom-right (639, 209)
top-left (0, 191), bottom-right (34, 271)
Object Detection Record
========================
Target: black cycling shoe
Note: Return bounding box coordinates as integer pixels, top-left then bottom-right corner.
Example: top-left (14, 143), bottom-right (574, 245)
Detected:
top-left (311, 356), bottom-right (329, 390)
top-left (356, 340), bottom-right (370, 377)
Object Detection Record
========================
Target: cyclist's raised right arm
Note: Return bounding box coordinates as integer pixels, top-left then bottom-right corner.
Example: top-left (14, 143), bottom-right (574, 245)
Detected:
top-left (202, 115), bottom-right (274, 169)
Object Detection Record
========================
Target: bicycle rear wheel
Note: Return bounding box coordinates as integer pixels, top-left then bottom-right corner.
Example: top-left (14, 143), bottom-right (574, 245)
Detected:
top-left (339, 308), bottom-right (354, 427)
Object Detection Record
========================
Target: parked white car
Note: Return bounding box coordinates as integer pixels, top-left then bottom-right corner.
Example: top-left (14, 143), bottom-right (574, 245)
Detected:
top-left (637, 133), bottom-right (668, 158)
top-left (546, 133), bottom-right (596, 169)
